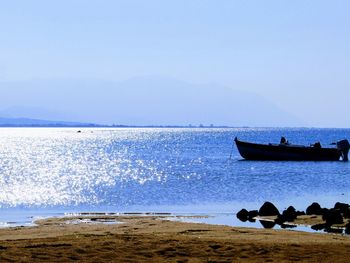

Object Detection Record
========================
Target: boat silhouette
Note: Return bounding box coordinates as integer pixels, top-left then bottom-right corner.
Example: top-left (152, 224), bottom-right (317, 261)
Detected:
top-left (234, 137), bottom-right (349, 161)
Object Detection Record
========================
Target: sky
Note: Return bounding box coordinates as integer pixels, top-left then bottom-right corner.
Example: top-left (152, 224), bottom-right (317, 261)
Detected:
top-left (0, 1), bottom-right (349, 127)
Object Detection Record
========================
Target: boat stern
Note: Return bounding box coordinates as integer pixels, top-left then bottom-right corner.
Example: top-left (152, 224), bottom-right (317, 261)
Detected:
top-left (337, 139), bottom-right (350, 161)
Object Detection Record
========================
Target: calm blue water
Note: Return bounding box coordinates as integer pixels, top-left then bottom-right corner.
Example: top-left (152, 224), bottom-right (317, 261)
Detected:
top-left (0, 127), bottom-right (349, 228)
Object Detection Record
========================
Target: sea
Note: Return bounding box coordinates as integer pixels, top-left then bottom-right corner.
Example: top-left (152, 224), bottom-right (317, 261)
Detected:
top-left (0, 127), bottom-right (349, 231)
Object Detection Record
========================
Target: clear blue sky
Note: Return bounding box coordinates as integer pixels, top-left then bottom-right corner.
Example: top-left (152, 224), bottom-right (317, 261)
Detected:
top-left (0, 1), bottom-right (349, 127)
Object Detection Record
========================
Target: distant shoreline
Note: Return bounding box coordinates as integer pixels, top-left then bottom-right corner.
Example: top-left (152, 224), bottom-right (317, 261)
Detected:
top-left (0, 125), bottom-right (348, 129)
top-left (0, 124), bottom-right (233, 128)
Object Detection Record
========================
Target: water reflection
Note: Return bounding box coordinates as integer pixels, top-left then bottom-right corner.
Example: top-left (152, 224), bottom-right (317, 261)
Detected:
top-left (0, 127), bottom-right (349, 210)
top-left (259, 220), bottom-right (275, 229)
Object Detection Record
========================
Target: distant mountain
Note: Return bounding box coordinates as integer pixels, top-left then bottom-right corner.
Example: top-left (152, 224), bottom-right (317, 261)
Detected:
top-left (0, 77), bottom-right (304, 127)
top-left (0, 106), bottom-right (72, 122)
top-left (0, 117), bottom-right (97, 127)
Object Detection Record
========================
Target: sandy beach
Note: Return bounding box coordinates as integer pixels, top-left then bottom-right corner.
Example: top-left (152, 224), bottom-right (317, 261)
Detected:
top-left (0, 215), bottom-right (349, 262)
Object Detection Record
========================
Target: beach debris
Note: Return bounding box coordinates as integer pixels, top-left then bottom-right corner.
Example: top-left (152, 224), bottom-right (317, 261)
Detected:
top-left (258, 202), bottom-right (280, 216)
top-left (209, 244), bottom-right (222, 250)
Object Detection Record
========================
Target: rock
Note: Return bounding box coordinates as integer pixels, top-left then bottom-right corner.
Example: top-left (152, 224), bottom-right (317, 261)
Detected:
top-left (320, 208), bottom-right (329, 216)
top-left (248, 218), bottom-right (256, 223)
top-left (334, 202), bottom-right (350, 218)
top-left (281, 206), bottom-right (297, 222)
top-left (248, 210), bottom-right (258, 222)
top-left (311, 223), bottom-right (326, 231)
top-left (345, 222), bottom-right (350, 235)
top-left (334, 202), bottom-right (350, 213)
top-left (275, 214), bottom-right (287, 225)
top-left (306, 202), bottom-right (323, 215)
top-left (280, 223), bottom-right (297, 229)
top-left (236, 209), bottom-right (249, 222)
top-left (322, 209), bottom-right (343, 226)
top-left (275, 206), bottom-right (297, 225)
top-left (258, 202), bottom-right (280, 216)
top-left (342, 209), bottom-right (350, 219)
top-left (285, 206), bottom-right (296, 213)
top-left (295, 210), bottom-right (306, 216)
top-left (324, 227), bottom-right (343, 234)
top-left (259, 220), bottom-right (275, 229)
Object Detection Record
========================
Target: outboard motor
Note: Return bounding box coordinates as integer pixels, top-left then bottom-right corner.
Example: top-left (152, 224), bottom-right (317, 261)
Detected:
top-left (337, 139), bottom-right (350, 161)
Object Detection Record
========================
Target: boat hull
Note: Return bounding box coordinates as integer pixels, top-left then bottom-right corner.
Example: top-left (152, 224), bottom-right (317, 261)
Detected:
top-left (235, 139), bottom-right (341, 161)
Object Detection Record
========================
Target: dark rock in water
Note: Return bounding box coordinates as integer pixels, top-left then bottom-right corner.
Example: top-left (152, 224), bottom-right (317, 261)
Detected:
top-left (281, 206), bottom-right (298, 222)
top-left (295, 210), bottom-right (306, 216)
top-left (320, 208), bottom-right (329, 216)
top-left (280, 223), bottom-right (297, 229)
top-left (306, 202), bottom-right (323, 215)
top-left (322, 210), bottom-right (330, 221)
top-left (248, 210), bottom-right (258, 221)
top-left (334, 202), bottom-right (350, 214)
top-left (334, 202), bottom-right (350, 218)
top-left (311, 223), bottom-right (326, 231)
top-left (324, 227), bottom-right (343, 234)
top-left (275, 214), bottom-right (287, 225)
top-left (236, 209), bottom-right (249, 222)
top-left (342, 209), bottom-right (350, 219)
top-left (322, 209), bottom-right (343, 226)
top-left (345, 222), bottom-right (350, 235)
top-left (274, 206), bottom-right (297, 225)
top-left (259, 220), bottom-right (276, 229)
top-left (258, 202), bottom-right (280, 216)
top-left (275, 206), bottom-right (299, 225)
top-left (285, 205), bottom-right (296, 213)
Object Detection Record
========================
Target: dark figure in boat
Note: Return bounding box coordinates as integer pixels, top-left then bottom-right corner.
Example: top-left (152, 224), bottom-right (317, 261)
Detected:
top-left (234, 137), bottom-right (349, 161)
top-left (280, 137), bottom-right (289, 145)
top-left (312, 142), bottom-right (321, 148)
top-left (280, 137), bottom-right (321, 148)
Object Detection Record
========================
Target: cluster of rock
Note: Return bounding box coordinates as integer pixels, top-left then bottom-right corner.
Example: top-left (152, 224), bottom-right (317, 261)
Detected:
top-left (307, 202), bottom-right (350, 234)
top-left (236, 201), bottom-right (350, 234)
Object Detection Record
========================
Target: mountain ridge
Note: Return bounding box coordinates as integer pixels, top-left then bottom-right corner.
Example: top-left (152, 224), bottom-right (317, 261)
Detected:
top-left (0, 76), bottom-right (305, 127)
top-left (0, 117), bottom-right (98, 127)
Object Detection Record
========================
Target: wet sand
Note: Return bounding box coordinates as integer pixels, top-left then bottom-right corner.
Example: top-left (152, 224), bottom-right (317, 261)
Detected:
top-left (0, 215), bottom-right (350, 262)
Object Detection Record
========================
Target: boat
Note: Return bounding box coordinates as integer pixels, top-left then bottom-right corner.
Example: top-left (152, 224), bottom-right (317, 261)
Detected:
top-left (234, 137), bottom-right (350, 161)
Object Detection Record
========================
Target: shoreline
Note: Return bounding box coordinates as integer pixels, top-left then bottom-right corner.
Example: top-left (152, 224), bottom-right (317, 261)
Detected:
top-left (0, 210), bottom-right (345, 234)
top-left (0, 211), bottom-right (328, 234)
top-left (0, 214), bottom-right (350, 262)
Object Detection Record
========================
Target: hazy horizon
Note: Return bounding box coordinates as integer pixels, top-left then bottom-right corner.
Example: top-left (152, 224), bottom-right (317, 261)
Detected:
top-left (0, 76), bottom-right (306, 127)
top-left (1, 1), bottom-right (349, 127)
